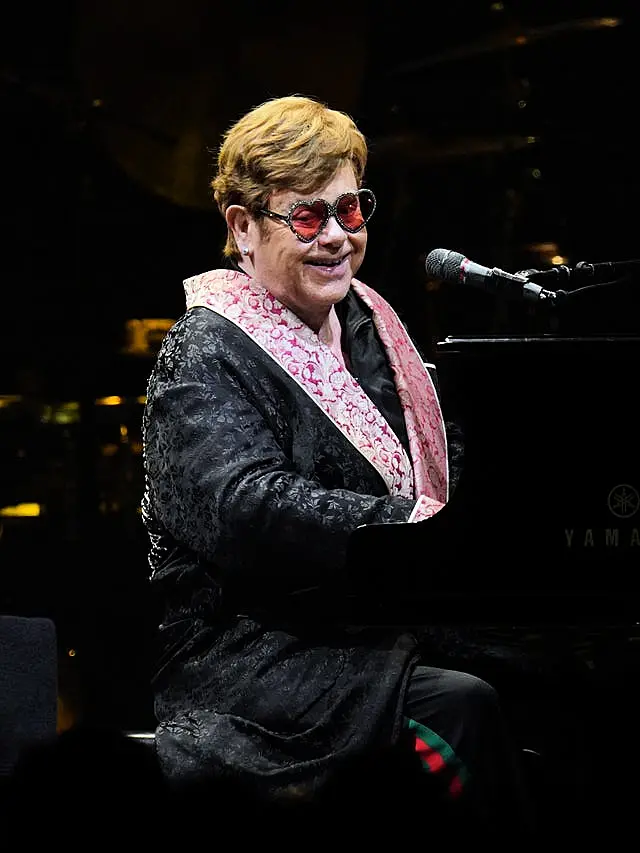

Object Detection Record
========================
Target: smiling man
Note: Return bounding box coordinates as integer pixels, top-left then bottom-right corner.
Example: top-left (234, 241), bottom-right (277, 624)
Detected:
top-left (141, 94), bottom-right (536, 839)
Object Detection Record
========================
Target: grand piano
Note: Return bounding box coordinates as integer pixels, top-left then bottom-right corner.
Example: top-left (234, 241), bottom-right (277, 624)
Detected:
top-left (347, 333), bottom-right (640, 625)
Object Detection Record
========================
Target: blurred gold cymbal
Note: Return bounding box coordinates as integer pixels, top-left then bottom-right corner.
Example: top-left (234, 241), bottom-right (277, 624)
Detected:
top-left (388, 16), bottom-right (622, 77)
top-left (72, 1), bottom-right (366, 209)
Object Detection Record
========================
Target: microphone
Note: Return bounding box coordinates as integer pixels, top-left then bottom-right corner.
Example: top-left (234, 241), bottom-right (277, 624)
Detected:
top-left (425, 248), bottom-right (560, 304)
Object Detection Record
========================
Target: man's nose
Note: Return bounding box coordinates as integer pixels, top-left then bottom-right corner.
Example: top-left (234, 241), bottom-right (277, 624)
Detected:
top-left (317, 214), bottom-right (346, 244)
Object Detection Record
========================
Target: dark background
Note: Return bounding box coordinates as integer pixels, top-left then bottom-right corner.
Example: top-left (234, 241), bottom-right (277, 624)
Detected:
top-left (0, 1), bottom-right (637, 730)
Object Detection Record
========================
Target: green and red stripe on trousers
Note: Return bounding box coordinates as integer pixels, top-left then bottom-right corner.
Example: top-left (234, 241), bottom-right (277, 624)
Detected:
top-left (404, 717), bottom-right (470, 799)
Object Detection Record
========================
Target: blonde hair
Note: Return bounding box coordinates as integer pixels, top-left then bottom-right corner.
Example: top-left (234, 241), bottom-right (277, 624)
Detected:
top-left (211, 95), bottom-right (368, 260)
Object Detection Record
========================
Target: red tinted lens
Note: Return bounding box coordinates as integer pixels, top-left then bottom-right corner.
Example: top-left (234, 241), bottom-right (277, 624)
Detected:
top-left (336, 193), bottom-right (364, 230)
top-left (337, 191), bottom-right (375, 231)
top-left (291, 201), bottom-right (327, 239)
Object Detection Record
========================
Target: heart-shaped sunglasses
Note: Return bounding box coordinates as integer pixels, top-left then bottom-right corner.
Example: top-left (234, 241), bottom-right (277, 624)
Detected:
top-left (258, 188), bottom-right (376, 243)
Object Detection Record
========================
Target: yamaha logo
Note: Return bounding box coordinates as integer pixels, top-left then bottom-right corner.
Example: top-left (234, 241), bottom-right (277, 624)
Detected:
top-left (565, 483), bottom-right (640, 548)
top-left (607, 484), bottom-right (640, 519)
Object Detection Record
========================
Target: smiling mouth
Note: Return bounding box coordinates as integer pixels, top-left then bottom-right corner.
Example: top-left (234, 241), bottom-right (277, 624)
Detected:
top-left (305, 255), bottom-right (348, 267)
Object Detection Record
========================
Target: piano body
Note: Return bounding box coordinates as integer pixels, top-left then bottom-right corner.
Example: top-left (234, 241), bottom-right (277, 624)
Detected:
top-left (348, 334), bottom-right (640, 625)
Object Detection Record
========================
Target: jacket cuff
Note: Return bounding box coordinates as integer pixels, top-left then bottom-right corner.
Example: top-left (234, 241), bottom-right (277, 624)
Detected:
top-left (408, 494), bottom-right (445, 523)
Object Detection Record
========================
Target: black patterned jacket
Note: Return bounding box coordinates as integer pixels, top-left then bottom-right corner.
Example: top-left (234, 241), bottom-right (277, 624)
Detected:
top-left (141, 270), bottom-right (456, 798)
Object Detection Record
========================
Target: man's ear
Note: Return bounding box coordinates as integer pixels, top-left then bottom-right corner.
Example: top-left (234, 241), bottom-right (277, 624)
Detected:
top-left (225, 205), bottom-right (251, 250)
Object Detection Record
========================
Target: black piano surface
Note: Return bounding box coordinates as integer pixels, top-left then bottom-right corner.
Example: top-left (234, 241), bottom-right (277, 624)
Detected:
top-left (347, 334), bottom-right (640, 624)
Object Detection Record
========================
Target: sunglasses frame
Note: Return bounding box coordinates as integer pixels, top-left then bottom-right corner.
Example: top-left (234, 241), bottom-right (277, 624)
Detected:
top-left (258, 188), bottom-right (376, 243)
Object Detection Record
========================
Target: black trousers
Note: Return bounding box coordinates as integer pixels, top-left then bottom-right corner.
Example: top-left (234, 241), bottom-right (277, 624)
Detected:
top-left (403, 664), bottom-right (538, 840)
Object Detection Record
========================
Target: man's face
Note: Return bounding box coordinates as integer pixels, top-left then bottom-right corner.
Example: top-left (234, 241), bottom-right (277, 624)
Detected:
top-left (249, 163), bottom-right (368, 330)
